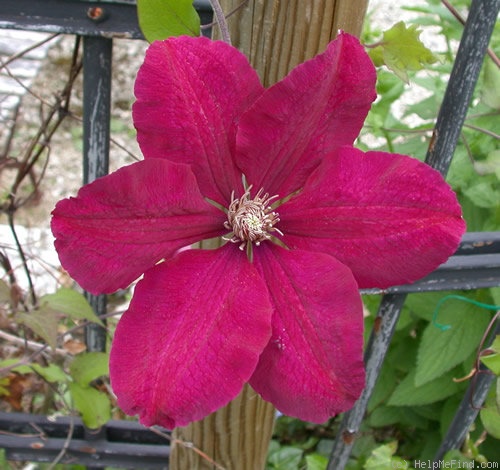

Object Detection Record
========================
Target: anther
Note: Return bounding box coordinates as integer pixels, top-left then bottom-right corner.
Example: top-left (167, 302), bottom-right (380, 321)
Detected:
top-left (224, 185), bottom-right (282, 250)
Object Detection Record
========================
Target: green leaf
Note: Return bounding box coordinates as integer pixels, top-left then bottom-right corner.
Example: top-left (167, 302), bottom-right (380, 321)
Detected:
top-left (463, 178), bottom-right (500, 209)
top-left (481, 336), bottom-right (500, 375)
top-left (364, 442), bottom-right (406, 470)
top-left (267, 445), bottom-right (303, 469)
top-left (388, 369), bottom-right (462, 407)
top-left (69, 352), bottom-right (109, 386)
top-left (367, 364), bottom-right (398, 412)
top-left (406, 291), bottom-right (457, 322)
top-left (69, 382), bottom-right (111, 429)
top-left (0, 358), bottom-right (26, 372)
top-left (368, 406), bottom-right (404, 428)
top-left (1, 359), bottom-right (68, 384)
top-left (31, 364), bottom-right (68, 383)
top-left (404, 94), bottom-right (441, 120)
top-left (0, 449), bottom-right (7, 470)
top-left (415, 300), bottom-right (491, 386)
top-left (40, 288), bottom-right (103, 326)
top-left (480, 382), bottom-right (500, 439)
top-left (305, 453), bottom-right (328, 470)
top-left (370, 21), bottom-right (438, 82)
top-left (442, 450), bottom-right (474, 466)
top-left (0, 377), bottom-right (11, 396)
top-left (368, 406), bottom-right (428, 429)
top-left (137, 0), bottom-right (200, 42)
top-left (481, 60), bottom-right (500, 110)
top-left (16, 310), bottom-right (58, 350)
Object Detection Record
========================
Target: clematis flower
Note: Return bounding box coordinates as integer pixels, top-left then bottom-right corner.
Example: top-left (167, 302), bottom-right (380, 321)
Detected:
top-left (51, 33), bottom-right (465, 429)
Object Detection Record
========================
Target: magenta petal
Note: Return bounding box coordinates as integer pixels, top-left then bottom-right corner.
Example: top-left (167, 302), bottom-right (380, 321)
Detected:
top-left (235, 32), bottom-right (376, 197)
top-left (51, 159), bottom-right (225, 294)
top-left (250, 244), bottom-right (364, 422)
top-left (109, 245), bottom-right (273, 429)
top-left (279, 147), bottom-right (466, 288)
top-left (133, 36), bottom-right (264, 205)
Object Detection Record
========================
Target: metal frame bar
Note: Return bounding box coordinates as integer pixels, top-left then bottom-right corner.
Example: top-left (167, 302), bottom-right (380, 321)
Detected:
top-left (328, 1), bottom-right (500, 467)
top-left (0, 0), bottom-right (499, 468)
top-left (0, 412), bottom-right (170, 468)
top-left (0, 234), bottom-right (497, 468)
top-left (0, 0), bottom-right (213, 38)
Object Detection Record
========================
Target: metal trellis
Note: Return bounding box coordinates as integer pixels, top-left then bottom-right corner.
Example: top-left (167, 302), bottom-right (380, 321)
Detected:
top-left (0, 1), bottom-right (499, 469)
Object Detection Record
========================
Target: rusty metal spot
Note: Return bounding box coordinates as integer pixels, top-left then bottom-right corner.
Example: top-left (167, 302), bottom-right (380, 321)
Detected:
top-left (428, 129), bottom-right (438, 153)
top-left (373, 316), bottom-right (382, 334)
top-left (342, 430), bottom-right (356, 445)
top-left (30, 441), bottom-right (45, 449)
top-left (78, 445), bottom-right (97, 454)
top-left (87, 7), bottom-right (108, 23)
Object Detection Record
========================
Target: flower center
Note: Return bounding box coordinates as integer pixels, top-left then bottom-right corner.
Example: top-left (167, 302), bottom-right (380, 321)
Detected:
top-left (224, 186), bottom-right (282, 251)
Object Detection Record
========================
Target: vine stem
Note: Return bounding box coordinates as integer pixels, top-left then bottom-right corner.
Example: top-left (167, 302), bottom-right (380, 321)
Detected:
top-left (441, 0), bottom-right (500, 68)
top-left (209, 0), bottom-right (231, 44)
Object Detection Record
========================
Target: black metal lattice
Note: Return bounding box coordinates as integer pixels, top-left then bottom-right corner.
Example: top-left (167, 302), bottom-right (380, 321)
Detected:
top-left (0, 1), bottom-right (499, 469)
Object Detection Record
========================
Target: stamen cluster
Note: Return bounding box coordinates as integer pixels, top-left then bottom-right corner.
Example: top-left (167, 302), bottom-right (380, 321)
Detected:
top-left (224, 186), bottom-right (282, 250)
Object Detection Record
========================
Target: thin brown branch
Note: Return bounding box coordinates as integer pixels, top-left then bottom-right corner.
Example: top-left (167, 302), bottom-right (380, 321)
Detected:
top-left (441, 0), bottom-right (500, 68)
top-left (47, 415), bottom-right (75, 469)
top-left (149, 427), bottom-right (227, 470)
top-left (201, 0), bottom-right (249, 30)
top-left (463, 122), bottom-right (500, 140)
top-left (0, 33), bottom-right (59, 70)
top-left (0, 329), bottom-right (67, 356)
top-left (209, 0), bottom-right (231, 44)
top-left (7, 211), bottom-right (37, 305)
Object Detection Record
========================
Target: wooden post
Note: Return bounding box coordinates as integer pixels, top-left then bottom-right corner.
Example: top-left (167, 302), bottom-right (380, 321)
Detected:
top-left (170, 1), bottom-right (368, 468)
top-left (219, 0), bottom-right (368, 86)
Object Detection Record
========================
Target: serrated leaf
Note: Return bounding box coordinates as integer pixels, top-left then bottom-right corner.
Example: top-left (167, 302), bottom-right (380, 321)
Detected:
top-left (388, 369), bottom-right (462, 407)
top-left (481, 336), bottom-right (500, 375)
top-left (69, 382), bottom-right (111, 429)
top-left (137, 0), bottom-right (200, 42)
top-left (481, 60), bottom-right (500, 110)
top-left (69, 352), bottom-right (109, 386)
top-left (40, 288), bottom-right (103, 326)
top-left (415, 301), bottom-right (491, 386)
top-left (16, 310), bottom-right (58, 350)
top-left (375, 21), bottom-right (438, 82)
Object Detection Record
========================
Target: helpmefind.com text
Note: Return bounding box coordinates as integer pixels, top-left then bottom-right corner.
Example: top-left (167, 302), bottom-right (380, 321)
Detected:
top-left (392, 460), bottom-right (499, 469)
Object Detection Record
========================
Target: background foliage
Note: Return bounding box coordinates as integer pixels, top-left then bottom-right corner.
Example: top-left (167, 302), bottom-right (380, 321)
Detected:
top-left (268, 0), bottom-right (500, 468)
top-left (0, 0), bottom-right (498, 469)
